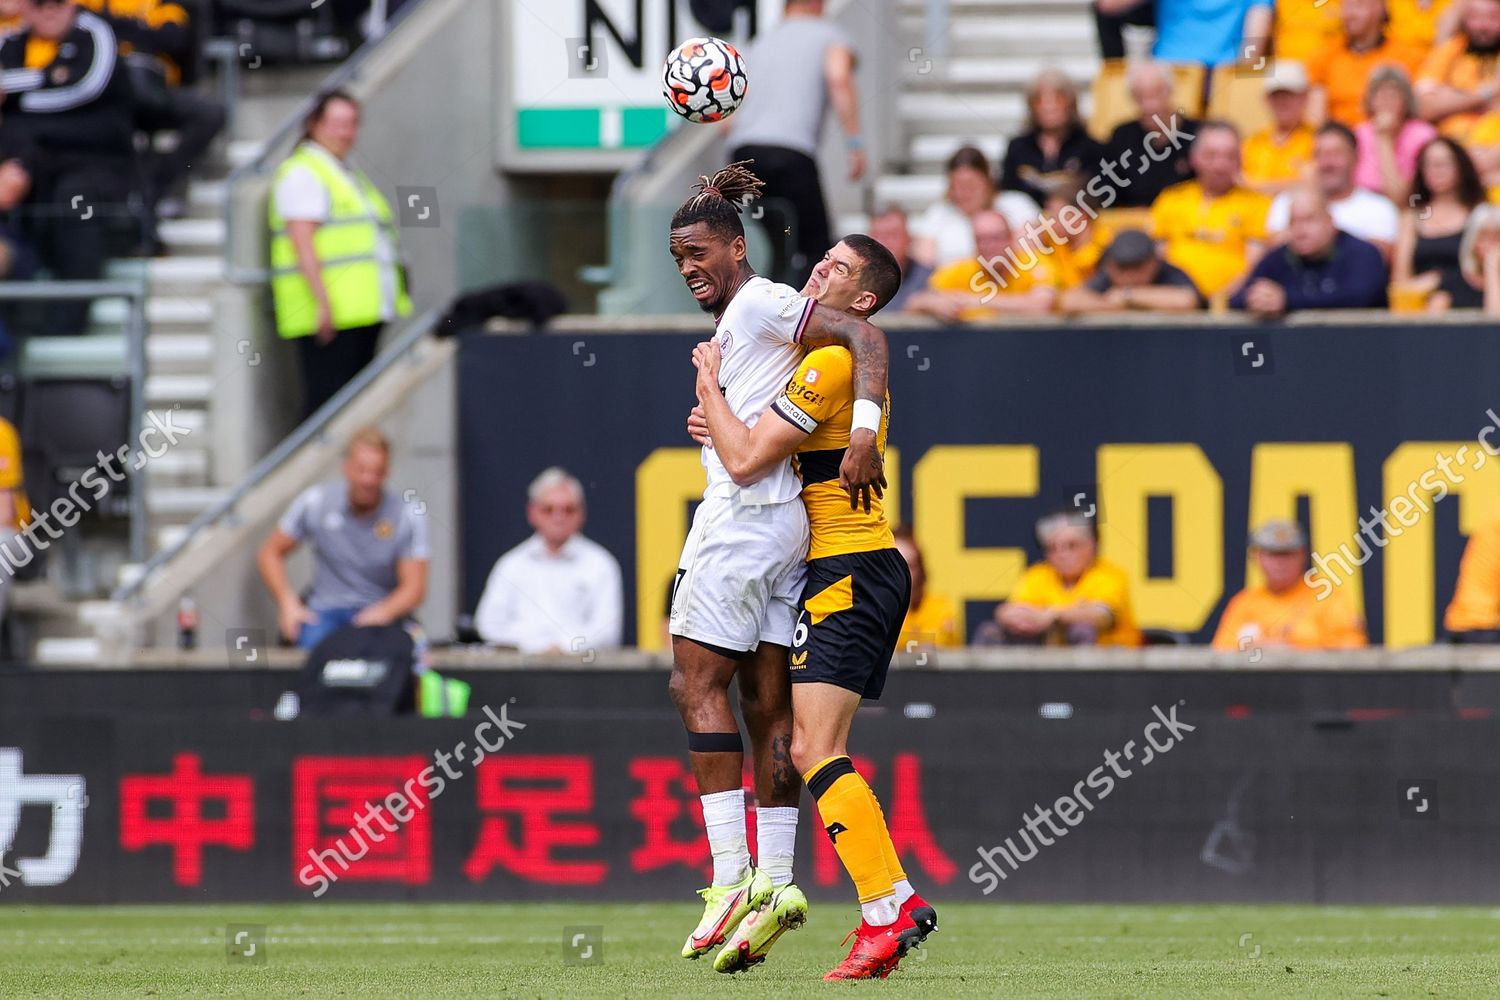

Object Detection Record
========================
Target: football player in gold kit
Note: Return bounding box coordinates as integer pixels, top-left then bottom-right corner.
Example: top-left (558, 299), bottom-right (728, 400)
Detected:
top-left (690, 235), bottom-right (938, 980)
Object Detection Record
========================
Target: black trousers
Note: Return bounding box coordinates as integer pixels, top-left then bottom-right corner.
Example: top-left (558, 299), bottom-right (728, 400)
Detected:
top-left (295, 322), bottom-right (382, 419)
top-left (1094, 0), bottom-right (1156, 61)
top-left (730, 143), bottom-right (831, 288)
top-left (28, 155), bottom-right (136, 334)
top-left (136, 87), bottom-right (227, 202)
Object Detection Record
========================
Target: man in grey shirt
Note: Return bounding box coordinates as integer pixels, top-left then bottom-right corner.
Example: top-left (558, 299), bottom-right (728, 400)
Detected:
top-left (257, 426), bottom-right (430, 649)
top-left (728, 0), bottom-right (865, 286)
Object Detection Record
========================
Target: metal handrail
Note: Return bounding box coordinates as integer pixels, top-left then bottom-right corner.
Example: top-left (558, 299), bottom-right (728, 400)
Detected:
top-left (0, 279), bottom-right (149, 561)
top-left (109, 306), bottom-right (438, 603)
top-left (221, 0), bottom-right (424, 285)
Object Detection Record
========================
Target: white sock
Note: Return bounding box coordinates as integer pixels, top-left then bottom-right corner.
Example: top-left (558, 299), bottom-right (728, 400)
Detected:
top-left (861, 893), bottom-right (899, 926)
top-left (892, 878), bottom-right (916, 905)
top-left (756, 806), bottom-right (799, 887)
top-left (702, 789), bottom-right (750, 886)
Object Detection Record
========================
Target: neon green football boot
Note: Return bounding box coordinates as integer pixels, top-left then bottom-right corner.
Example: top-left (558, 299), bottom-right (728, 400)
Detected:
top-left (713, 882), bottom-right (809, 973)
top-left (681, 867), bottom-right (774, 959)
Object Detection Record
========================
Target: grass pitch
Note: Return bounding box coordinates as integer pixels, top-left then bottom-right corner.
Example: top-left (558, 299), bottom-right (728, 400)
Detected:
top-left (2, 902), bottom-right (1497, 998)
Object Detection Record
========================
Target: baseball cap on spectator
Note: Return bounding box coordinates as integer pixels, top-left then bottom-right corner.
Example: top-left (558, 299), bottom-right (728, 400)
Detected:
top-left (1261, 60), bottom-right (1309, 95)
top-left (1100, 229), bottom-right (1157, 268)
top-left (1249, 519), bottom-right (1307, 552)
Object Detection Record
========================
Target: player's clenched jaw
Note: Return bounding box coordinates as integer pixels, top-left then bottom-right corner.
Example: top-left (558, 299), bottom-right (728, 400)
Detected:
top-left (669, 221), bottom-right (749, 315)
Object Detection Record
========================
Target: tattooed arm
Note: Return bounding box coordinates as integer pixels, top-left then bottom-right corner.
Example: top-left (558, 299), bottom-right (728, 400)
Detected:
top-left (799, 302), bottom-right (889, 512)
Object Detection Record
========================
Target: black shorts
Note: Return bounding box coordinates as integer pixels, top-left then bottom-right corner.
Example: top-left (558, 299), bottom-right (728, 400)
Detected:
top-left (790, 547), bottom-right (911, 700)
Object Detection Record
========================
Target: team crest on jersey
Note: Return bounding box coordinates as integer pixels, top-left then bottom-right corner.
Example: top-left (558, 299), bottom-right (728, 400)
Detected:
top-left (718, 329), bottom-right (733, 356)
top-left (804, 369), bottom-right (821, 384)
top-left (373, 518), bottom-right (394, 540)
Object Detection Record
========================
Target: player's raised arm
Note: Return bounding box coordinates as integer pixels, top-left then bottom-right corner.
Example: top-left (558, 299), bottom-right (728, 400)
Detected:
top-left (798, 302), bottom-right (888, 511)
top-left (692, 340), bottom-right (807, 486)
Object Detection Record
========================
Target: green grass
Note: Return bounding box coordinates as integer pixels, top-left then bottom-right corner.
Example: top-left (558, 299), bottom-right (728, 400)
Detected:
top-left (1, 902), bottom-right (1497, 998)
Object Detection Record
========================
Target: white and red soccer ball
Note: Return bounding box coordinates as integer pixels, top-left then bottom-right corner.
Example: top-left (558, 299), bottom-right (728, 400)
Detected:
top-left (662, 36), bottom-right (748, 123)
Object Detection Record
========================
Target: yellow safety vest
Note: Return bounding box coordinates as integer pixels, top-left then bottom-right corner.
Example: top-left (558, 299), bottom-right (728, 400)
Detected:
top-left (268, 142), bottom-right (411, 339)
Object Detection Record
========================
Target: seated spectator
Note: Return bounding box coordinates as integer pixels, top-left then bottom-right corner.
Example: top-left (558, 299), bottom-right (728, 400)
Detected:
top-left (0, 0), bottom-right (138, 335)
top-left (1231, 188), bottom-right (1388, 314)
top-left (999, 69), bottom-right (1102, 208)
top-left (80, 0), bottom-right (226, 219)
top-left (474, 467), bottom-right (623, 654)
top-left (1458, 202), bottom-right (1500, 312)
top-left (1443, 504), bottom-right (1500, 639)
top-left (1355, 66), bottom-right (1439, 202)
top-left (866, 205), bottom-right (932, 313)
top-left (893, 524), bottom-right (959, 650)
top-left (1154, 0), bottom-right (1271, 68)
top-left (910, 145), bottom-right (1041, 269)
top-left (0, 413), bottom-right (30, 623)
top-left (1150, 121), bottom-right (1270, 298)
top-left (1037, 174), bottom-right (1112, 289)
top-left (257, 428), bottom-right (430, 651)
top-left (906, 209), bottom-right (1057, 320)
top-left (1272, 0), bottom-right (1343, 67)
top-left (0, 122), bottom-right (40, 283)
top-left (974, 509), bottom-right (1141, 647)
top-left (1243, 61), bottom-right (1316, 196)
top-left (1213, 520), bottom-right (1368, 651)
top-left (1061, 229), bottom-right (1205, 312)
top-left (1268, 122), bottom-right (1399, 255)
top-left (1392, 135), bottom-right (1487, 309)
top-left (1103, 62), bottom-right (1198, 209)
top-left (1415, 0), bottom-right (1500, 138)
top-left (1308, 0), bottom-right (1425, 127)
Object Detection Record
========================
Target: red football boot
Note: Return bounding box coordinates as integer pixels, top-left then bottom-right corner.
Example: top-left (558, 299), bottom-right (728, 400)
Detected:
top-left (823, 914), bottom-right (923, 980)
top-left (901, 891), bottom-right (939, 944)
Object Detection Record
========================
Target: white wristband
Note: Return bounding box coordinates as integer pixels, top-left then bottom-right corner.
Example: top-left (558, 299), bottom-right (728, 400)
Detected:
top-left (851, 398), bottom-right (882, 434)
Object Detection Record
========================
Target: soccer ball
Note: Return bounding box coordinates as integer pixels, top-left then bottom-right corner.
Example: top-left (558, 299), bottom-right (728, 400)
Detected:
top-left (662, 36), bottom-right (748, 123)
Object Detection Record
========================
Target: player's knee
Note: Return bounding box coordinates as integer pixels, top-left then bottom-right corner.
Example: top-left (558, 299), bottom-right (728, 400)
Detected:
top-left (790, 729), bottom-right (836, 776)
top-left (667, 668), bottom-right (694, 719)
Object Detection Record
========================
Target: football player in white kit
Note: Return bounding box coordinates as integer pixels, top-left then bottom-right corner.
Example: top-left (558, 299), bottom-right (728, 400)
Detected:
top-left (665, 162), bottom-right (891, 963)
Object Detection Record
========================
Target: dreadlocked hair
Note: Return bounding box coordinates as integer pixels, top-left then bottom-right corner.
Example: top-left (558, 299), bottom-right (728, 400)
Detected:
top-left (670, 160), bottom-right (765, 241)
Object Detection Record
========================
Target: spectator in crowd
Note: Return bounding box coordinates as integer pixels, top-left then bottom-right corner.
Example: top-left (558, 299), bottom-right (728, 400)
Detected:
top-left (975, 509), bottom-right (1141, 647)
top-left (257, 428), bottom-right (430, 651)
top-left (911, 145), bottom-right (1041, 269)
top-left (1308, 0), bottom-right (1425, 127)
top-left (1061, 228), bottom-right (1205, 312)
top-left (473, 467), bottom-right (623, 654)
top-left (81, 0), bottom-right (226, 219)
top-left (1443, 502), bottom-right (1500, 639)
top-left (1416, 0), bottom-right (1500, 137)
top-left (1355, 66), bottom-right (1440, 202)
top-left (1092, 0), bottom-right (1153, 62)
top-left (1231, 187), bottom-right (1389, 315)
top-left (0, 414), bottom-right (30, 623)
top-left (1458, 202), bottom-right (1500, 311)
top-left (1272, 0), bottom-right (1344, 67)
top-left (893, 524), bottom-right (959, 650)
top-left (0, 123), bottom-right (40, 284)
top-left (1038, 174), bottom-right (1112, 289)
top-left (999, 69), bottom-right (1102, 207)
top-left (0, 0), bottom-right (136, 335)
top-left (906, 209), bottom-right (1057, 320)
top-left (1150, 121), bottom-right (1269, 299)
top-left (1392, 136), bottom-right (1487, 308)
top-left (270, 90), bottom-right (411, 419)
top-left (1213, 520), bottom-right (1368, 651)
top-left (728, 0), bottom-right (861, 287)
top-left (1243, 60), bottom-right (1316, 195)
top-left (1268, 122), bottom-right (1400, 255)
top-left (1153, 0), bottom-right (1271, 68)
top-left (1103, 62), bottom-right (1198, 209)
top-left (1388, 0), bottom-right (1459, 49)
top-left (866, 205), bottom-right (932, 312)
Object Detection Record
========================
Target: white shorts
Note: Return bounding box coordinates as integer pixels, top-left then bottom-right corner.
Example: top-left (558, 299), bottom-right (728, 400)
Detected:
top-left (669, 492), bottom-right (809, 653)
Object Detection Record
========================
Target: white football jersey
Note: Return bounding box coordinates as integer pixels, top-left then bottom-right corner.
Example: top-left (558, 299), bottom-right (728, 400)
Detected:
top-left (703, 275), bottom-right (814, 504)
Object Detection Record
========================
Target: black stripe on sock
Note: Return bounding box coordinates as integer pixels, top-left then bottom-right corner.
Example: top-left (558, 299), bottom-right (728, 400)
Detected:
top-left (806, 755), bottom-right (856, 800)
top-left (687, 730), bottom-right (743, 753)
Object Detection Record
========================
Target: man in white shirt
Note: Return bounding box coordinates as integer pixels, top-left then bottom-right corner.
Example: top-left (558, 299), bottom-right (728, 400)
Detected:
top-left (473, 467), bottom-right (622, 654)
top-left (1267, 121), bottom-right (1398, 258)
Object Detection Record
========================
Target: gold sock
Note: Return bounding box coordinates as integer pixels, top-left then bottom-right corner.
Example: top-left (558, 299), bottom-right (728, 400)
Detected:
top-left (803, 754), bottom-right (896, 904)
top-left (871, 794), bottom-right (908, 886)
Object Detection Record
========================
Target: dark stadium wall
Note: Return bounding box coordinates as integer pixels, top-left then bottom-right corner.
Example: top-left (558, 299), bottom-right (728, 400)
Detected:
top-left (457, 325), bottom-right (1500, 649)
top-left (1, 668), bottom-right (1496, 904)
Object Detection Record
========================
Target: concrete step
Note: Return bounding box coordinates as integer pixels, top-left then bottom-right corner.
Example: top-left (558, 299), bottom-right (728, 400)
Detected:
top-left (909, 133), bottom-right (1009, 170)
top-left (157, 217), bottom-right (228, 251)
top-left (873, 174), bottom-right (947, 214)
top-left (146, 484), bottom-right (228, 518)
top-left (168, 405), bottom-right (208, 438)
top-left (146, 332), bottom-right (214, 370)
top-left (145, 446), bottom-right (210, 480)
top-left (91, 295), bottom-right (214, 329)
top-left (904, 55), bottom-right (1100, 92)
top-left (226, 139), bottom-right (266, 170)
top-left (146, 373), bottom-right (213, 406)
top-left (898, 92), bottom-right (1028, 135)
top-left (156, 523), bottom-right (190, 551)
